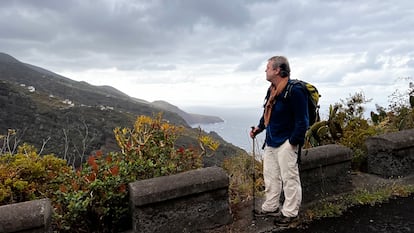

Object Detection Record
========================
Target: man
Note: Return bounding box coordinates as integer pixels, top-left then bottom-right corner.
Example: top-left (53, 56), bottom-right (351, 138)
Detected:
top-left (250, 56), bottom-right (309, 226)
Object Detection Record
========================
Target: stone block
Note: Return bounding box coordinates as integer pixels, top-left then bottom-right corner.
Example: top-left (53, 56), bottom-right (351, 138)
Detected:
top-left (300, 144), bottom-right (353, 203)
top-left (366, 129), bottom-right (414, 178)
top-left (0, 198), bottom-right (52, 233)
top-left (129, 167), bottom-right (232, 233)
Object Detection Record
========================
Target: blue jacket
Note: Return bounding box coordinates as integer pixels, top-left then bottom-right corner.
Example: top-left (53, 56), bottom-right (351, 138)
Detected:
top-left (258, 80), bottom-right (309, 147)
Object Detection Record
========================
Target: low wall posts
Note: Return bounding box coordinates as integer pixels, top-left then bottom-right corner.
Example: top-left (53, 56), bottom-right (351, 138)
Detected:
top-left (300, 144), bottom-right (353, 203)
top-left (365, 129), bottom-right (414, 178)
top-left (0, 198), bottom-right (52, 233)
top-left (128, 166), bottom-right (232, 233)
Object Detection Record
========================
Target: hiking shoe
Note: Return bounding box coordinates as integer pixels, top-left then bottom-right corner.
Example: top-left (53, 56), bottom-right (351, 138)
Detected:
top-left (274, 214), bottom-right (299, 227)
top-left (254, 208), bottom-right (281, 217)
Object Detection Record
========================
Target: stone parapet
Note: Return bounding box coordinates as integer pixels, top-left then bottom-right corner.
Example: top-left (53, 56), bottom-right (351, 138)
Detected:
top-left (300, 144), bottom-right (353, 203)
top-left (129, 166), bottom-right (232, 233)
top-left (366, 129), bottom-right (414, 178)
top-left (0, 198), bottom-right (52, 233)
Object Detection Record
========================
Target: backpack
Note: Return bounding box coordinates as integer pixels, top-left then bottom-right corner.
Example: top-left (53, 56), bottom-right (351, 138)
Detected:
top-left (261, 80), bottom-right (321, 156)
top-left (285, 79), bottom-right (321, 127)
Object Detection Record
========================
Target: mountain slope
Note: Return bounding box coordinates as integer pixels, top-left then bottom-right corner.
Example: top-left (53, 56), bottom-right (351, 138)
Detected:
top-left (0, 52), bottom-right (222, 125)
top-left (0, 52), bottom-right (188, 126)
top-left (0, 53), bottom-right (246, 166)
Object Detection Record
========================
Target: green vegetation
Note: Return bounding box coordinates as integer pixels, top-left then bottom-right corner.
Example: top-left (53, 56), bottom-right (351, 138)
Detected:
top-left (304, 79), bottom-right (414, 171)
top-left (304, 183), bottom-right (414, 221)
top-left (0, 114), bottom-right (219, 232)
top-left (0, 141), bottom-right (69, 205)
top-left (222, 153), bottom-right (264, 204)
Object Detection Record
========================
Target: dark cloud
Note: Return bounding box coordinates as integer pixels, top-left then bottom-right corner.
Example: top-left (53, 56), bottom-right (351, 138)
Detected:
top-left (0, 0), bottom-right (256, 71)
top-left (150, 0), bottom-right (251, 29)
top-left (0, 0), bottom-right (413, 107)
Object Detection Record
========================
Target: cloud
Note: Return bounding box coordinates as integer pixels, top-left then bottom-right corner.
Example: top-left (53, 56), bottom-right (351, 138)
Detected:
top-left (0, 0), bottom-right (413, 111)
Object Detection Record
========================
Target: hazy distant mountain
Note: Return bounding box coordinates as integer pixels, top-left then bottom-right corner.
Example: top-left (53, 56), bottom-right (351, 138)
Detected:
top-left (152, 100), bottom-right (224, 125)
top-left (0, 52), bottom-right (245, 167)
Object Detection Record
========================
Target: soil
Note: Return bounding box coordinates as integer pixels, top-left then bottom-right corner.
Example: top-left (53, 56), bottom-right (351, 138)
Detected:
top-left (279, 195), bottom-right (414, 233)
top-left (207, 172), bottom-right (414, 233)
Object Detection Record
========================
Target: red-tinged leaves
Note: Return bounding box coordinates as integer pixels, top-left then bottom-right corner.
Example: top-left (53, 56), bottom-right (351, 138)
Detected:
top-left (110, 166), bottom-right (119, 176)
top-left (118, 184), bottom-right (126, 193)
top-left (71, 180), bottom-right (79, 191)
top-left (86, 173), bottom-right (96, 182)
top-left (95, 150), bottom-right (103, 158)
top-left (87, 156), bottom-right (98, 172)
top-left (59, 185), bottom-right (67, 193)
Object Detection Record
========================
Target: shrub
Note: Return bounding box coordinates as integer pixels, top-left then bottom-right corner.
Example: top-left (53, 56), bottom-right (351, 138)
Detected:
top-left (52, 113), bottom-right (218, 232)
top-left (113, 113), bottom-right (204, 177)
top-left (0, 143), bottom-right (69, 205)
top-left (222, 153), bottom-right (264, 205)
top-left (1, 114), bottom-right (220, 232)
top-left (53, 151), bottom-right (131, 232)
top-left (306, 92), bottom-right (378, 171)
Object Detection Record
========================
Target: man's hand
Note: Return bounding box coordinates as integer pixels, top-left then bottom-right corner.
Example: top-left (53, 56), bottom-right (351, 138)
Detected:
top-left (250, 126), bottom-right (263, 138)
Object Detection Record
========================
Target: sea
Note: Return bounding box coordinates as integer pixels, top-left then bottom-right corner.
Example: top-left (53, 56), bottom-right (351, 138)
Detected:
top-left (184, 106), bottom-right (266, 155)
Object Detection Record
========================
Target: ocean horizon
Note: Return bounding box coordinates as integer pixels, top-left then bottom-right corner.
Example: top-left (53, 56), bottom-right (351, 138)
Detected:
top-left (185, 106), bottom-right (266, 155)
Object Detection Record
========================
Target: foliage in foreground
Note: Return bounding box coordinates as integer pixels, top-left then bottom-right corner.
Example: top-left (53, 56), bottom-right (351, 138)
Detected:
top-left (222, 153), bottom-right (264, 205)
top-left (0, 114), bottom-right (219, 233)
top-left (0, 144), bottom-right (69, 205)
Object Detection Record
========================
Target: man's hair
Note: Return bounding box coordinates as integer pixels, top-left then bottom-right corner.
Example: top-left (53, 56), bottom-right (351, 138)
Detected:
top-left (268, 56), bottom-right (290, 77)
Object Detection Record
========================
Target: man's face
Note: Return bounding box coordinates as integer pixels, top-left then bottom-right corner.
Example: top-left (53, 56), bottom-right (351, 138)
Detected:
top-left (265, 61), bottom-right (278, 82)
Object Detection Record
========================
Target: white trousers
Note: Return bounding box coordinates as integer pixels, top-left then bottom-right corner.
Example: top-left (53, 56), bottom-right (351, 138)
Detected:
top-left (261, 140), bottom-right (302, 217)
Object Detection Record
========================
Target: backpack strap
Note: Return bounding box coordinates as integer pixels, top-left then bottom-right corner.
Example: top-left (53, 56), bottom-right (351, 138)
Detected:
top-left (286, 79), bottom-right (305, 164)
top-left (284, 79), bottom-right (302, 99)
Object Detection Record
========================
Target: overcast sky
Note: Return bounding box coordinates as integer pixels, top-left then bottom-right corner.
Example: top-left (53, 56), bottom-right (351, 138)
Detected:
top-left (1, 0), bottom-right (414, 117)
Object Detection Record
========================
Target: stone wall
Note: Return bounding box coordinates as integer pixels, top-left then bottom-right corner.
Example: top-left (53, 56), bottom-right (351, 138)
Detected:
top-left (0, 198), bottom-right (52, 233)
top-left (300, 144), bottom-right (353, 203)
top-left (128, 166), bottom-right (232, 233)
top-left (0, 145), bottom-right (356, 232)
top-left (365, 129), bottom-right (414, 178)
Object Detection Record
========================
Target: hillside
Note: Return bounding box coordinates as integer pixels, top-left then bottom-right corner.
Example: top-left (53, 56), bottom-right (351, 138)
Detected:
top-left (0, 52), bottom-right (223, 126)
top-left (0, 53), bottom-right (246, 167)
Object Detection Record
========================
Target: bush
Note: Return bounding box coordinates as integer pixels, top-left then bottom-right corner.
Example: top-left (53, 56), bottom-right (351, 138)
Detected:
top-left (1, 114), bottom-right (220, 232)
top-left (0, 143), bottom-right (69, 205)
top-left (113, 113), bottom-right (204, 177)
top-left (222, 153), bottom-right (264, 205)
top-left (52, 113), bottom-right (217, 232)
top-left (53, 151), bottom-right (131, 232)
